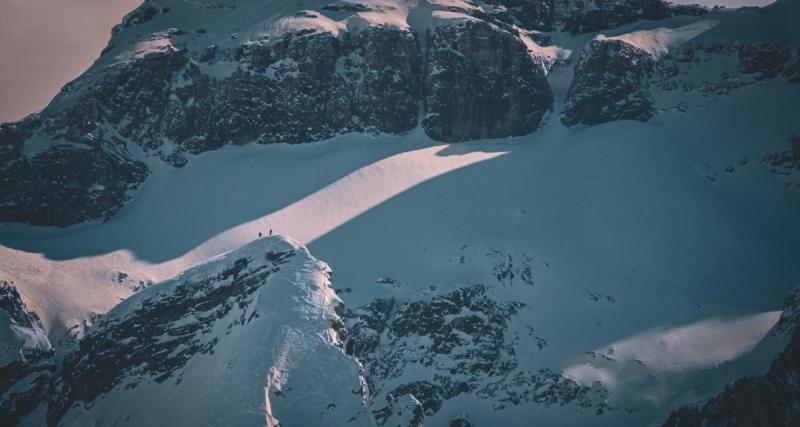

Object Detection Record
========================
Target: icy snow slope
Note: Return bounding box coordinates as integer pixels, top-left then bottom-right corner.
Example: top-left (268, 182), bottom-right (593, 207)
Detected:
top-left (1, 1), bottom-right (800, 426)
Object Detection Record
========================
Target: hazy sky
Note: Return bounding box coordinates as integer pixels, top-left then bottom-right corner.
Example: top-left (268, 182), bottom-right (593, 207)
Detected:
top-left (0, 0), bottom-right (777, 124)
top-left (0, 0), bottom-right (141, 123)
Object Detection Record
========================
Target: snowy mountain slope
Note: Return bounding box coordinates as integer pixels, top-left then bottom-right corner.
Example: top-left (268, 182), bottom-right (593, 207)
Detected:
top-left (2, 62), bottom-right (799, 426)
top-left (0, 0), bottom-right (709, 226)
top-left (3, 236), bottom-right (377, 427)
top-left (1, 0), bottom-right (800, 426)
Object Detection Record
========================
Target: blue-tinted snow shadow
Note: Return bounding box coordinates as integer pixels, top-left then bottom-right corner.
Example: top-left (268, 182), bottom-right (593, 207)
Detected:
top-left (0, 132), bottom-right (523, 263)
top-left (0, 134), bottom-right (420, 260)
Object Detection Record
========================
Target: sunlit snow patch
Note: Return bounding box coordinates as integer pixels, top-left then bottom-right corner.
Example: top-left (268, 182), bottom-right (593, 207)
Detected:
top-left (563, 310), bottom-right (781, 405)
top-left (179, 144), bottom-right (507, 266)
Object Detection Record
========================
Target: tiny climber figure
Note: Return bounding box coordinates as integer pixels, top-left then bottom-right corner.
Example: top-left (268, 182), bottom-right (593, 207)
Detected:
top-left (258, 232), bottom-right (262, 238)
top-left (269, 229), bottom-right (273, 236)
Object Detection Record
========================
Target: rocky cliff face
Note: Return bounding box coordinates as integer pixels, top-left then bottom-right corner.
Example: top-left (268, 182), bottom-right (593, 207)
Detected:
top-left (561, 38), bottom-right (656, 127)
top-left (0, 121), bottom-right (148, 227)
top-left (1, 237), bottom-right (381, 427)
top-left (171, 25), bottom-right (423, 148)
top-left (556, 0), bottom-right (706, 34)
top-left (0, 281), bottom-right (53, 427)
top-left (0, 0), bottom-right (713, 228)
top-left (563, 30), bottom-right (800, 128)
top-left (480, 0), bottom-right (706, 33)
top-left (423, 17), bottom-right (552, 142)
top-left (346, 282), bottom-right (610, 420)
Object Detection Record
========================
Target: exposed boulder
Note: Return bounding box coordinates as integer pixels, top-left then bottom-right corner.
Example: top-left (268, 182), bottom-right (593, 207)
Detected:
top-left (450, 414), bottom-right (476, 427)
top-left (112, 0), bottom-right (170, 35)
top-left (562, 38), bottom-right (656, 126)
top-left (0, 24), bottom-right (422, 227)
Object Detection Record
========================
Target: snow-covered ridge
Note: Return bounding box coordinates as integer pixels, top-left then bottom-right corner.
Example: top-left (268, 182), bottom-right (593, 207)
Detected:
top-left (2, 236), bottom-right (376, 426)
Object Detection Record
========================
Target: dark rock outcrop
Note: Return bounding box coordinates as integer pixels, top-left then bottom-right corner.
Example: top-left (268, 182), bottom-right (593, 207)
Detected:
top-left (763, 134), bottom-right (800, 197)
top-left (450, 414), bottom-right (476, 427)
top-left (480, 0), bottom-right (706, 33)
top-left (562, 38), bottom-right (656, 126)
top-left (0, 360), bottom-right (54, 427)
top-left (557, 0), bottom-right (706, 34)
top-left (423, 19), bottom-right (552, 142)
top-left (185, 26), bottom-right (423, 146)
top-left (112, 0), bottom-right (170, 35)
top-left (346, 284), bottom-right (608, 417)
top-left (0, 142), bottom-right (147, 227)
top-left (0, 281), bottom-right (54, 427)
top-left (0, 281), bottom-right (41, 330)
top-left (739, 40), bottom-right (794, 80)
top-left (373, 394), bottom-right (425, 427)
